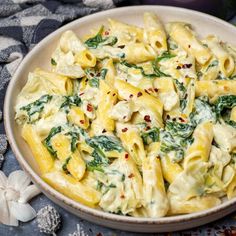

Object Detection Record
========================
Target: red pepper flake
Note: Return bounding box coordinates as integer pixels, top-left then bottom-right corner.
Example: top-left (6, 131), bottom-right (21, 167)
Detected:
top-left (122, 127), bottom-right (128, 132)
top-left (166, 114), bottom-right (170, 120)
top-left (144, 89), bottom-right (150, 94)
top-left (137, 92), bottom-right (143, 97)
top-left (120, 194), bottom-right (125, 199)
top-left (145, 126), bottom-right (150, 131)
top-left (80, 120), bottom-right (85, 124)
top-left (87, 103), bottom-right (93, 112)
top-left (107, 91), bottom-right (111, 94)
top-left (125, 153), bottom-right (129, 159)
top-left (179, 117), bottom-right (185, 123)
top-left (104, 31), bottom-right (109, 35)
top-left (85, 78), bottom-right (88, 82)
top-left (128, 173), bottom-right (134, 178)
top-left (144, 115), bottom-right (151, 122)
top-left (118, 45), bottom-right (125, 49)
top-left (176, 65), bottom-right (181, 70)
top-left (79, 92), bottom-right (84, 96)
top-left (154, 88), bottom-right (158, 92)
top-left (129, 94), bottom-right (133, 98)
top-left (97, 233), bottom-right (103, 236)
top-left (123, 116), bottom-right (127, 120)
top-left (188, 44), bottom-right (191, 48)
top-left (148, 88), bottom-right (153, 92)
top-left (112, 93), bottom-right (116, 97)
top-left (102, 129), bottom-right (106, 133)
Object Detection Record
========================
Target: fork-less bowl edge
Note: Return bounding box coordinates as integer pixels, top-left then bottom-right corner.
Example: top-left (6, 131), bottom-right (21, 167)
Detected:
top-left (4, 5), bottom-right (236, 232)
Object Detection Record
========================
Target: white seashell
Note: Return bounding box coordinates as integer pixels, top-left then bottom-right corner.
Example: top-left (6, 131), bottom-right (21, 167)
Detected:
top-left (5, 188), bottom-right (20, 201)
top-left (0, 171), bottom-right (7, 188)
top-left (9, 201), bottom-right (36, 222)
top-left (0, 170), bottom-right (39, 226)
top-left (0, 191), bottom-right (11, 225)
top-left (7, 170), bottom-right (31, 192)
top-left (19, 185), bottom-right (41, 203)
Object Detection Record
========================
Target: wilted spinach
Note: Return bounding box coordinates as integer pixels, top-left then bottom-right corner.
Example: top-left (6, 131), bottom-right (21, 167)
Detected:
top-left (156, 51), bottom-right (176, 62)
top-left (20, 94), bottom-right (52, 122)
top-left (206, 60), bottom-right (219, 71)
top-left (60, 95), bottom-right (82, 113)
top-left (190, 97), bottom-right (216, 125)
top-left (43, 126), bottom-right (62, 158)
top-left (214, 95), bottom-right (236, 117)
top-left (86, 135), bottom-right (123, 153)
top-left (141, 127), bottom-right (160, 145)
top-left (85, 68), bottom-right (108, 88)
top-left (165, 121), bottom-right (194, 138)
top-left (84, 26), bottom-right (117, 49)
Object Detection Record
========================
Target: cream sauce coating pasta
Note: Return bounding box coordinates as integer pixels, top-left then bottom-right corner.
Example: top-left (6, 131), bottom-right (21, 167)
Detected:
top-left (15, 12), bottom-right (236, 217)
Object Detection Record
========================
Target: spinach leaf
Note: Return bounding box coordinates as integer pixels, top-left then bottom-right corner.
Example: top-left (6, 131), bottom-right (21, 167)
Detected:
top-left (20, 95), bottom-right (52, 122)
top-left (86, 135), bottom-right (124, 172)
top-left (84, 26), bottom-right (104, 49)
top-left (156, 51), bottom-right (176, 62)
top-left (43, 126), bottom-right (62, 158)
top-left (120, 61), bottom-right (169, 78)
top-left (152, 60), bottom-right (170, 77)
top-left (84, 26), bottom-right (117, 49)
top-left (60, 95), bottom-right (82, 112)
top-left (190, 97), bottom-right (216, 125)
top-left (225, 120), bottom-right (236, 128)
top-left (230, 75), bottom-right (236, 80)
top-left (206, 60), bottom-right (219, 71)
top-left (165, 121), bottom-right (194, 138)
top-left (174, 79), bottom-right (186, 93)
top-left (141, 127), bottom-right (159, 145)
top-left (51, 58), bottom-right (57, 66)
top-left (174, 79), bottom-right (187, 111)
top-left (100, 36), bottom-right (118, 47)
top-left (65, 131), bottom-right (80, 152)
top-left (214, 95), bottom-right (236, 117)
top-left (120, 61), bottom-right (156, 78)
top-left (86, 135), bottom-right (123, 153)
top-left (62, 157), bottom-right (71, 172)
top-left (87, 149), bottom-right (108, 172)
top-left (160, 131), bottom-right (185, 162)
top-left (85, 68), bottom-right (108, 88)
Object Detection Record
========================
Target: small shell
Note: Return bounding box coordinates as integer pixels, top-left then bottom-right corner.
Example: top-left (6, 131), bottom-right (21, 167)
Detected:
top-left (9, 201), bottom-right (36, 222)
top-left (19, 185), bottom-right (41, 203)
top-left (7, 170), bottom-right (31, 192)
top-left (0, 134), bottom-right (8, 155)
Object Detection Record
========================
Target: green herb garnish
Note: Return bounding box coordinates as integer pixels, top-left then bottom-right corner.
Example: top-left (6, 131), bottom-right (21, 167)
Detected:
top-left (84, 26), bottom-right (117, 49)
top-left (141, 127), bottom-right (159, 145)
top-left (51, 58), bottom-right (57, 66)
top-left (43, 126), bottom-right (62, 158)
top-left (20, 94), bottom-right (52, 122)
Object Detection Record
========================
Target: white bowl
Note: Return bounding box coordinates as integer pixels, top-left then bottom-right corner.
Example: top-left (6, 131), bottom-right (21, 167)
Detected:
top-left (4, 5), bottom-right (236, 233)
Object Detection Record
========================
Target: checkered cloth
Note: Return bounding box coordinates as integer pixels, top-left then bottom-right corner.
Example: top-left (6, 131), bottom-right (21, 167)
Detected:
top-left (0, 0), bottom-right (123, 91)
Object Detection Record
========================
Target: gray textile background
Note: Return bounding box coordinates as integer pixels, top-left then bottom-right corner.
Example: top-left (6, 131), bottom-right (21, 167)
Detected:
top-left (1, 0), bottom-right (236, 235)
top-left (0, 0), bottom-right (125, 91)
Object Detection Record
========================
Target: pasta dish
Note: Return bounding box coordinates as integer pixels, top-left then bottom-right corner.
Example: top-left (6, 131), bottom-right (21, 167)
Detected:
top-left (15, 12), bottom-right (236, 217)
